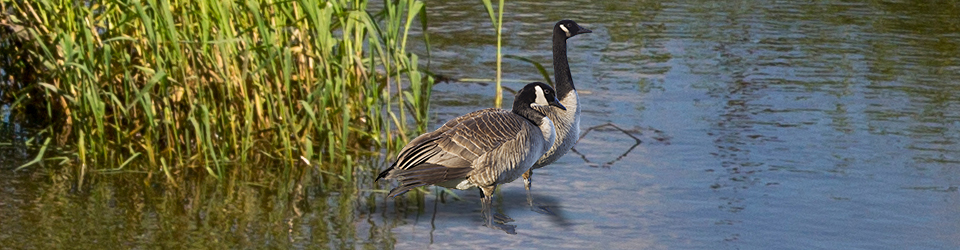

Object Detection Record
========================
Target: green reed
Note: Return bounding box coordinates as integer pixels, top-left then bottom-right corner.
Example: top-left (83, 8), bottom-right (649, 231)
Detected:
top-left (476, 0), bottom-right (558, 103)
top-left (0, 0), bottom-right (432, 188)
top-left (480, 0), bottom-right (504, 108)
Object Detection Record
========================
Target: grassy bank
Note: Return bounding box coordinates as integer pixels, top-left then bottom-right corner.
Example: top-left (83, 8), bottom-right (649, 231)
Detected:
top-left (0, 0), bottom-right (433, 188)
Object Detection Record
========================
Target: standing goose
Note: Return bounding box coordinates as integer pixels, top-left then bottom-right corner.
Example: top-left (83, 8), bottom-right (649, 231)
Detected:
top-left (377, 82), bottom-right (566, 233)
top-left (523, 20), bottom-right (591, 214)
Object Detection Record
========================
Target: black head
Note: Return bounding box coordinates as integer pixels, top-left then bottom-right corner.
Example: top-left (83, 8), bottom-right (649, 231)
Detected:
top-left (514, 82), bottom-right (567, 112)
top-left (555, 20), bottom-right (592, 39)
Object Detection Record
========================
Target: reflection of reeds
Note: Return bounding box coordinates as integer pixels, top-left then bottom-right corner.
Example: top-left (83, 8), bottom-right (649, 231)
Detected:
top-left (12, 168), bottom-right (394, 248)
top-left (1, 0), bottom-right (432, 187)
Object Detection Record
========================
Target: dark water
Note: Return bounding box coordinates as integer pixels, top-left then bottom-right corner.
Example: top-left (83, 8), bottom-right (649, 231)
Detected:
top-left (3, 0), bottom-right (960, 249)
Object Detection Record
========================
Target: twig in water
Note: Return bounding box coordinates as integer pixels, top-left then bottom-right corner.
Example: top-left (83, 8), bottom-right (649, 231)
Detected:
top-left (570, 123), bottom-right (643, 168)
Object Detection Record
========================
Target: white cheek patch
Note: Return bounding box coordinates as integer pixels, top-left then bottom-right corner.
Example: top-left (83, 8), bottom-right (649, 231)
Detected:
top-left (533, 85), bottom-right (548, 106)
top-left (559, 24), bottom-right (571, 37)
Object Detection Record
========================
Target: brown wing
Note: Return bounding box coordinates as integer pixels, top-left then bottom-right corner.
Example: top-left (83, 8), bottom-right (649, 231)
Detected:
top-left (378, 109), bottom-right (529, 197)
top-left (400, 108), bottom-right (495, 152)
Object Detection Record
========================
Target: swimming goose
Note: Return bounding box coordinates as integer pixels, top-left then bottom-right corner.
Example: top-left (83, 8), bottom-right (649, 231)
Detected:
top-left (524, 20), bottom-right (591, 214)
top-left (377, 82), bottom-right (566, 233)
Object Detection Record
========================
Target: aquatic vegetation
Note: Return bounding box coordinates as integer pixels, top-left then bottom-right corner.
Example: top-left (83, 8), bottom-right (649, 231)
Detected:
top-left (0, 0), bottom-right (433, 188)
top-left (480, 0), bottom-right (505, 108)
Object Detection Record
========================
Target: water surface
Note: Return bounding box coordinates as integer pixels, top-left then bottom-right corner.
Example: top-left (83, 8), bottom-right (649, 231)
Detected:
top-left (3, 0), bottom-right (960, 249)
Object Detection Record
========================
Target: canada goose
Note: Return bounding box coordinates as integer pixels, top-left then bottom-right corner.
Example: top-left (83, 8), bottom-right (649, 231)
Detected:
top-left (377, 82), bottom-right (566, 233)
top-left (523, 20), bottom-right (591, 214)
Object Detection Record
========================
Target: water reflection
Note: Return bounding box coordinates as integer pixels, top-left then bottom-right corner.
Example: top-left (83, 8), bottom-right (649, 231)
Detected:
top-left (3, 0), bottom-right (960, 248)
top-left (668, 1), bottom-right (960, 248)
top-left (0, 168), bottom-right (406, 249)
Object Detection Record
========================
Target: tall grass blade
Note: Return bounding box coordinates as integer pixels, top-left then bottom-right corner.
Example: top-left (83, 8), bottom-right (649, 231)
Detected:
top-left (480, 0), bottom-right (505, 108)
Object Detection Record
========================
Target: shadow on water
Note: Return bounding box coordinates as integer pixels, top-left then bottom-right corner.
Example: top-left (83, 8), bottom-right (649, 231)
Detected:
top-left (408, 188), bottom-right (574, 238)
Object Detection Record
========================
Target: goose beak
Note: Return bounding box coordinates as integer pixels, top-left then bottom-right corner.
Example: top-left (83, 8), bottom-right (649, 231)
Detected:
top-left (549, 96), bottom-right (567, 111)
top-left (578, 25), bottom-right (592, 34)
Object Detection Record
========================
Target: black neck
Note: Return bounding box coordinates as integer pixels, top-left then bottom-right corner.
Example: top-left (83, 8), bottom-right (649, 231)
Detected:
top-left (513, 105), bottom-right (547, 126)
top-left (553, 28), bottom-right (575, 99)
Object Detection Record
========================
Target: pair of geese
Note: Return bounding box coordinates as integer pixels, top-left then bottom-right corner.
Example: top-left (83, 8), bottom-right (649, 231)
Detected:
top-left (376, 20), bottom-right (591, 233)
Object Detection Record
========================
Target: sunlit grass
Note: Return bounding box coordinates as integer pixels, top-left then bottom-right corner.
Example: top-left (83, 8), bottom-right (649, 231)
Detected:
top-left (480, 0), bottom-right (505, 108)
top-left (0, 0), bottom-right (433, 189)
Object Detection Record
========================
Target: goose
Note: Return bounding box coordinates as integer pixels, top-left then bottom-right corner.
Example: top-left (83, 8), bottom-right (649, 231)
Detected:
top-left (376, 82), bottom-right (566, 233)
top-left (523, 20), bottom-right (591, 214)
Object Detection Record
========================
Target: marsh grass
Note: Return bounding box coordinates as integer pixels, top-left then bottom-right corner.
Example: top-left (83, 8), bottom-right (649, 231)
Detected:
top-left (479, 0), bottom-right (504, 108)
top-left (0, 0), bottom-right (433, 189)
top-left (476, 1), bottom-right (554, 106)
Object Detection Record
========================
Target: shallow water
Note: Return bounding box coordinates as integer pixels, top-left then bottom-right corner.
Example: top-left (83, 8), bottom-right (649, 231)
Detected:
top-left (3, 0), bottom-right (960, 249)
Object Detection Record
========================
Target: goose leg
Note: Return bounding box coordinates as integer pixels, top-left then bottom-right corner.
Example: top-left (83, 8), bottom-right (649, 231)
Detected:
top-left (523, 170), bottom-right (556, 215)
top-left (479, 187), bottom-right (514, 223)
top-left (523, 169), bottom-right (533, 191)
top-left (480, 186), bottom-right (516, 234)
